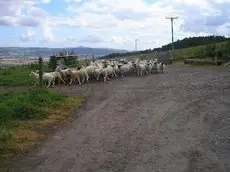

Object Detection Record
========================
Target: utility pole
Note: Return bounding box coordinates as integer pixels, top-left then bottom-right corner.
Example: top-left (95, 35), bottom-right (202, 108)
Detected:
top-left (165, 16), bottom-right (178, 51)
top-left (135, 39), bottom-right (138, 51)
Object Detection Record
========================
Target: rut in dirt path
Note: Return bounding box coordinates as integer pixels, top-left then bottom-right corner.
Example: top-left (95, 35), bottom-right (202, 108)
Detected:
top-left (5, 67), bottom-right (230, 172)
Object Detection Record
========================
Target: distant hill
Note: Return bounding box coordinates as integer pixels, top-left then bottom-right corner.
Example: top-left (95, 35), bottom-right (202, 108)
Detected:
top-left (0, 46), bottom-right (127, 58)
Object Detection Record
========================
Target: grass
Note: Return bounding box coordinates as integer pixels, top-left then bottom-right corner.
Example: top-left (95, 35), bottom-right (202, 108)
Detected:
top-left (0, 67), bottom-right (35, 86)
top-left (0, 88), bottom-right (83, 165)
top-left (173, 41), bottom-right (227, 59)
top-left (0, 62), bottom-right (52, 87)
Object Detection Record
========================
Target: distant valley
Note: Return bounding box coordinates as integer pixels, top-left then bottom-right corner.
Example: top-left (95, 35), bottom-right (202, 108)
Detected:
top-left (0, 46), bottom-right (128, 58)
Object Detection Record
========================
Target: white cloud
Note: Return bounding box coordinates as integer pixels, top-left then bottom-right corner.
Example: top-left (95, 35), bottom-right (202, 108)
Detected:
top-left (0, 0), bottom-right (230, 49)
top-left (20, 28), bottom-right (35, 42)
top-left (79, 34), bottom-right (104, 43)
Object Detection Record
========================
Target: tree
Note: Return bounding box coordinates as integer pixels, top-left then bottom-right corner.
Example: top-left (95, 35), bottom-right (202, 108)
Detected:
top-left (48, 56), bottom-right (57, 71)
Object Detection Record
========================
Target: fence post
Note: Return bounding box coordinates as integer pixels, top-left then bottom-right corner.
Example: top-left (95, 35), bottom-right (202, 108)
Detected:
top-left (92, 54), bottom-right (95, 62)
top-left (38, 57), bottom-right (43, 87)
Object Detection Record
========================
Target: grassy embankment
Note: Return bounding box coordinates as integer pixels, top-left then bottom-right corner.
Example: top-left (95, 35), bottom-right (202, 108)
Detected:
top-left (0, 88), bottom-right (83, 165)
top-left (0, 65), bottom-right (84, 165)
top-left (115, 41), bottom-right (230, 66)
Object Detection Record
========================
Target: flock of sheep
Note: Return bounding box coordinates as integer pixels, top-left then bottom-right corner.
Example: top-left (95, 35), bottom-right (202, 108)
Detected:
top-left (29, 58), bottom-right (166, 88)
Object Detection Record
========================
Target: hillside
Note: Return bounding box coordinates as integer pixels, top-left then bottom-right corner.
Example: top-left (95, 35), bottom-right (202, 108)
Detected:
top-left (101, 36), bottom-right (230, 61)
top-left (0, 47), bottom-right (127, 58)
top-left (155, 35), bottom-right (228, 52)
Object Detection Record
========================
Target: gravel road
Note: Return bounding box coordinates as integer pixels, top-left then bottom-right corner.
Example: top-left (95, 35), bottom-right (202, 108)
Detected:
top-left (6, 66), bottom-right (230, 172)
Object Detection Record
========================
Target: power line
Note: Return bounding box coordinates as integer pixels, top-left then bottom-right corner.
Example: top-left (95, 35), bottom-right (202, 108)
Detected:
top-left (165, 16), bottom-right (178, 51)
top-left (135, 39), bottom-right (138, 51)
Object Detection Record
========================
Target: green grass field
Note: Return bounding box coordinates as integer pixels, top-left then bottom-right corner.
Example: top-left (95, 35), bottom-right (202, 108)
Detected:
top-left (0, 88), bottom-right (83, 163)
top-left (173, 41), bottom-right (227, 60)
top-left (0, 67), bottom-right (34, 86)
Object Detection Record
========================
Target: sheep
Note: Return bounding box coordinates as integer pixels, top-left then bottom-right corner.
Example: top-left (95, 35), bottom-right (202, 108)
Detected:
top-left (30, 71), bottom-right (55, 88)
top-left (55, 67), bottom-right (71, 81)
top-left (134, 61), bottom-right (147, 77)
top-left (100, 65), bottom-right (117, 82)
top-left (85, 65), bottom-right (99, 81)
top-left (36, 70), bottom-right (66, 85)
top-left (69, 67), bottom-right (89, 84)
top-left (119, 62), bottom-right (133, 77)
top-left (78, 66), bottom-right (89, 84)
top-left (159, 62), bottom-right (165, 73)
top-left (68, 69), bottom-right (81, 85)
top-left (152, 61), bottom-right (159, 74)
top-left (146, 62), bottom-right (153, 75)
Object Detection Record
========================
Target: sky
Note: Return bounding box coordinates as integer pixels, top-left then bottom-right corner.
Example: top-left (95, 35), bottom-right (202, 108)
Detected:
top-left (0, 0), bottom-right (230, 50)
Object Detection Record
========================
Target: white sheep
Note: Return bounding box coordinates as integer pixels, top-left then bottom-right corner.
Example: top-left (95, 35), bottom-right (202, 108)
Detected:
top-left (159, 62), bottom-right (165, 73)
top-left (55, 67), bottom-right (71, 81)
top-left (36, 70), bottom-right (66, 85)
top-left (134, 61), bottom-right (147, 77)
top-left (68, 69), bottom-right (81, 85)
top-left (30, 71), bottom-right (55, 88)
top-left (69, 67), bottom-right (89, 84)
top-left (119, 62), bottom-right (133, 77)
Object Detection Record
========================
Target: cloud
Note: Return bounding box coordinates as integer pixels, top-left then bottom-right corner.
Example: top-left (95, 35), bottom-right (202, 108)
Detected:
top-left (20, 28), bottom-right (35, 42)
top-left (79, 34), bottom-right (104, 43)
top-left (0, 0), bottom-right (230, 49)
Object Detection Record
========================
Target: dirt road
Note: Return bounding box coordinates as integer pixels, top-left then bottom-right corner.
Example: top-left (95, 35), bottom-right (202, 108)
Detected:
top-left (7, 66), bottom-right (230, 172)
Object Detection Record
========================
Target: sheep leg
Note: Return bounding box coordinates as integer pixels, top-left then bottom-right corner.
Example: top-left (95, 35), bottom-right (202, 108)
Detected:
top-left (57, 78), bottom-right (61, 85)
top-left (60, 77), bottom-right (66, 84)
top-left (69, 79), bottom-right (73, 85)
top-left (52, 80), bottom-right (55, 87)
top-left (82, 77), bottom-right (85, 84)
top-left (113, 72), bottom-right (117, 78)
top-left (46, 81), bottom-right (51, 88)
top-left (77, 76), bottom-right (81, 85)
top-left (96, 75), bottom-right (100, 81)
top-left (103, 73), bottom-right (108, 82)
top-left (34, 81), bottom-right (38, 87)
top-left (86, 75), bottom-right (89, 82)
